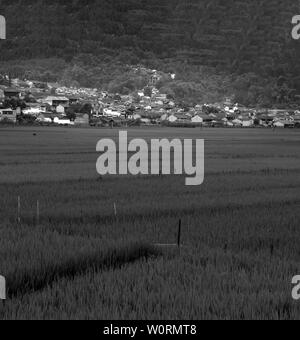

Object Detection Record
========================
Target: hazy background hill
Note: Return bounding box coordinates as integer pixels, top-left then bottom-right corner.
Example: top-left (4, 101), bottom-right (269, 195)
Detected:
top-left (0, 0), bottom-right (299, 106)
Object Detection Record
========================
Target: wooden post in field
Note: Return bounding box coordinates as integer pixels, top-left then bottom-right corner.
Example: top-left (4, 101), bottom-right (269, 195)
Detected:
top-left (177, 219), bottom-right (182, 249)
top-left (114, 202), bottom-right (117, 218)
top-left (17, 196), bottom-right (21, 224)
top-left (0, 276), bottom-right (6, 311)
top-left (36, 200), bottom-right (40, 226)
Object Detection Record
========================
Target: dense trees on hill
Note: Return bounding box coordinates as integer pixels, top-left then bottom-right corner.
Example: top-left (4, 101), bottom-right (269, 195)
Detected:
top-left (0, 0), bottom-right (299, 105)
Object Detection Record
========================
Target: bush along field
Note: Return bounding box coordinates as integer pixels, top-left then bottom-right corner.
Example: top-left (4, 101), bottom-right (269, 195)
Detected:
top-left (0, 127), bottom-right (300, 320)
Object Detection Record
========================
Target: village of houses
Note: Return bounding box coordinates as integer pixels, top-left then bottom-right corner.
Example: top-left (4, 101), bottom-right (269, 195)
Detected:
top-left (0, 67), bottom-right (300, 129)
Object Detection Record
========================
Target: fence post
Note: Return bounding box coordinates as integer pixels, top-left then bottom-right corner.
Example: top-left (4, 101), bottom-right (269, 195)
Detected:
top-left (17, 196), bottom-right (21, 224)
top-left (178, 219), bottom-right (182, 249)
top-left (36, 200), bottom-right (40, 226)
top-left (114, 203), bottom-right (117, 218)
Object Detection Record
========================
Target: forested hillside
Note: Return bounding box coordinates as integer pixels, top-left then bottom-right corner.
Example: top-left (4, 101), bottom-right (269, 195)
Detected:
top-left (0, 0), bottom-right (299, 105)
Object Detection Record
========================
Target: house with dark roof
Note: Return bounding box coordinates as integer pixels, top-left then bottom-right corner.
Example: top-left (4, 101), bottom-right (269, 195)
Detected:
top-left (0, 108), bottom-right (17, 123)
top-left (44, 96), bottom-right (69, 108)
top-left (4, 88), bottom-right (21, 99)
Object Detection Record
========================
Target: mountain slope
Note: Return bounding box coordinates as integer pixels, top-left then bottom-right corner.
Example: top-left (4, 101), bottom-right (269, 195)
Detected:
top-left (0, 0), bottom-right (299, 92)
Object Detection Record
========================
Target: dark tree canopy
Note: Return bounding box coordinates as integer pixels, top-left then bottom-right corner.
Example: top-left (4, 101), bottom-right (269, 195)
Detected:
top-left (0, 0), bottom-right (299, 105)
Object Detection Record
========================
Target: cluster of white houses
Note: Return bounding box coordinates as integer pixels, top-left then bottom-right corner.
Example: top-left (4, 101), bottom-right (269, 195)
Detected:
top-left (1, 85), bottom-right (300, 128)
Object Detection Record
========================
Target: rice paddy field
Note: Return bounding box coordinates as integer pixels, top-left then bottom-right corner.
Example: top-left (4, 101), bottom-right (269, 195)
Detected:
top-left (0, 126), bottom-right (299, 320)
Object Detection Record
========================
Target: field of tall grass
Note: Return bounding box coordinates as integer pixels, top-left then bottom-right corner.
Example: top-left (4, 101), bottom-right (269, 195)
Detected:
top-left (0, 126), bottom-right (299, 320)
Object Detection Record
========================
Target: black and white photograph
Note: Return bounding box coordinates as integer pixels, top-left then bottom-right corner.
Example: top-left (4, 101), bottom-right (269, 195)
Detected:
top-left (0, 0), bottom-right (300, 325)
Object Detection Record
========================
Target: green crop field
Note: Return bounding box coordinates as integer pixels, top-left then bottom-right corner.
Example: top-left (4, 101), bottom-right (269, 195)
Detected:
top-left (0, 126), bottom-right (300, 320)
